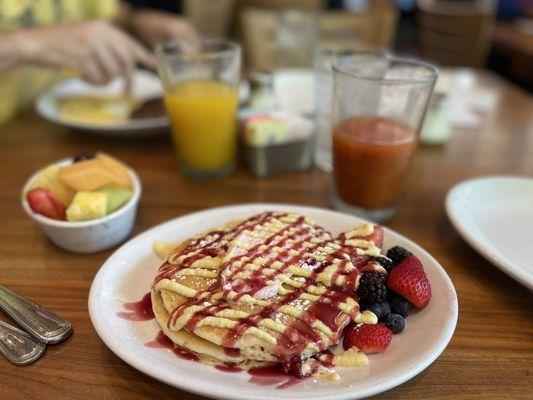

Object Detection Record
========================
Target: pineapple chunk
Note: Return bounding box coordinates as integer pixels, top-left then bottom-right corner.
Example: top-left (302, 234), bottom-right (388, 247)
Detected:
top-left (66, 191), bottom-right (108, 221)
top-left (28, 165), bottom-right (75, 205)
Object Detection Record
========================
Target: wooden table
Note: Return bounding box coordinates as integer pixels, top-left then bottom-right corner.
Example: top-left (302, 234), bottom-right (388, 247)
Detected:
top-left (0, 70), bottom-right (532, 399)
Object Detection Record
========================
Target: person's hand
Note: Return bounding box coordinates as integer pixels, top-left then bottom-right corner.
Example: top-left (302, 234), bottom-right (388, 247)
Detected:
top-left (16, 21), bottom-right (156, 91)
top-left (129, 10), bottom-right (201, 51)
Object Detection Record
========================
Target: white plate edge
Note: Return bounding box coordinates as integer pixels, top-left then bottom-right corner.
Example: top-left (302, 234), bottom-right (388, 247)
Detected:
top-left (445, 176), bottom-right (533, 290)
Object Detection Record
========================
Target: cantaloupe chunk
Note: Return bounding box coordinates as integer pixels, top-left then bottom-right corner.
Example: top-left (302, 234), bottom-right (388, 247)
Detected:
top-left (58, 159), bottom-right (119, 191)
top-left (28, 165), bottom-right (75, 205)
top-left (96, 153), bottom-right (132, 188)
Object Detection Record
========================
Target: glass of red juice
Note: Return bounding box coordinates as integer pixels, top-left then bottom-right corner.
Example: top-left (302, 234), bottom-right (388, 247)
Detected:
top-left (331, 55), bottom-right (437, 222)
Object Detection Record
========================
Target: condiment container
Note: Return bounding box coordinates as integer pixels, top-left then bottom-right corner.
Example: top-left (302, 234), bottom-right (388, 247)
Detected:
top-left (240, 111), bottom-right (314, 178)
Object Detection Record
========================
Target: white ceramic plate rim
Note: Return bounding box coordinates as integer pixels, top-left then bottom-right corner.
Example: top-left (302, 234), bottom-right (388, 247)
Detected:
top-left (445, 176), bottom-right (533, 290)
top-left (89, 203), bottom-right (458, 400)
top-left (35, 70), bottom-right (169, 134)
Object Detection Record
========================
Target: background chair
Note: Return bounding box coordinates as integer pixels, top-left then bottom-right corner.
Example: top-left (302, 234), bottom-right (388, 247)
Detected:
top-left (416, 0), bottom-right (496, 67)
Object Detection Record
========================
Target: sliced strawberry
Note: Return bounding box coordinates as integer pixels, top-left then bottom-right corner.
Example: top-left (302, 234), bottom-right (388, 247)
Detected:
top-left (387, 255), bottom-right (431, 308)
top-left (343, 323), bottom-right (392, 353)
top-left (27, 188), bottom-right (66, 220)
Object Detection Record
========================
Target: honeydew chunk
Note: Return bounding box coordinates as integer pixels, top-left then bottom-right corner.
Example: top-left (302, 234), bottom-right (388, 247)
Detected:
top-left (66, 191), bottom-right (108, 221)
top-left (28, 165), bottom-right (75, 205)
top-left (99, 186), bottom-right (132, 213)
top-left (96, 152), bottom-right (132, 188)
top-left (59, 159), bottom-right (127, 191)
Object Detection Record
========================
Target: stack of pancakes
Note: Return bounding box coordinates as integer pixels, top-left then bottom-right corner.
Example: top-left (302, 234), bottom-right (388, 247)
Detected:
top-left (151, 212), bottom-right (385, 375)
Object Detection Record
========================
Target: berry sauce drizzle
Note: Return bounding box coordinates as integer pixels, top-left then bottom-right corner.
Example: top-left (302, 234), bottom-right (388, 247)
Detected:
top-left (215, 363), bottom-right (242, 373)
top-left (248, 364), bottom-right (301, 389)
top-left (145, 330), bottom-right (199, 361)
top-left (116, 292), bottom-right (155, 321)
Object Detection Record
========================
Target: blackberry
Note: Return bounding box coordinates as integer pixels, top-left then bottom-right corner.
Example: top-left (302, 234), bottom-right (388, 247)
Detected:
top-left (384, 313), bottom-right (405, 334)
top-left (357, 272), bottom-right (387, 304)
top-left (389, 293), bottom-right (412, 317)
top-left (73, 152), bottom-right (96, 163)
top-left (386, 246), bottom-right (412, 266)
top-left (375, 256), bottom-right (394, 274)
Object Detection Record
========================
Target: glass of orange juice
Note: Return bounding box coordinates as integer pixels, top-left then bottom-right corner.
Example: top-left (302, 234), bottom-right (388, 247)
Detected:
top-left (156, 40), bottom-right (241, 180)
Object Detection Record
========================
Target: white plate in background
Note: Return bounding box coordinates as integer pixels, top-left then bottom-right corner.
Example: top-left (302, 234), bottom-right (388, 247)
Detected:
top-left (36, 70), bottom-right (169, 136)
top-left (446, 176), bottom-right (533, 290)
top-left (89, 203), bottom-right (458, 400)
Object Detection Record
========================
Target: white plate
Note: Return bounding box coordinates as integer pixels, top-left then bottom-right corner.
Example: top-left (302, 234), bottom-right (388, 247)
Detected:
top-left (446, 176), bottom-right (533, 290)
top-left (36, 70), bottom-right (169, 136)
top-left (89, 204), bottom-right (458, 400)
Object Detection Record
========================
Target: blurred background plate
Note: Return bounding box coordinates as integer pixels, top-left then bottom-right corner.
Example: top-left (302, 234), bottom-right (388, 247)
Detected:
top-left (35, 70), bottom-right (169, 137)
top-left (446, 176), bottom-right (533, 290)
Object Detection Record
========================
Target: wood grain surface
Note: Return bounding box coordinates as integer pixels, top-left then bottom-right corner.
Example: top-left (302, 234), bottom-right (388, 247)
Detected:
top-left (0, 70), bottom-right (531, 399)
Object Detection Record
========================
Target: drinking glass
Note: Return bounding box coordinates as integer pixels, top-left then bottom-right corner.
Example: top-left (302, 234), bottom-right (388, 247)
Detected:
top-left (331, 55), bottom-right (437, 222)
top-left (156, 40), bottom-right (241, 180)
top-left (314, 47), bottom-right (384, 172)
top-left (277, 10), bottom-right (318, 68)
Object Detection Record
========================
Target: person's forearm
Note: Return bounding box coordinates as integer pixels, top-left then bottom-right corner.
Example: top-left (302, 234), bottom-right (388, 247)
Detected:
top-left (0, 29), bottom-right (41, 72)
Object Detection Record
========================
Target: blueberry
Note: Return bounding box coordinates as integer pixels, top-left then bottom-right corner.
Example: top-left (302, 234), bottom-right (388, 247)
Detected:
top-left (367, 303), bottom-right (383, 319)
top-left (384, 313), bottom-right (405, 334)
top-left (389, 293), bottom-right (412, 317)
top-left (379, 301), bottom-right (391, 320)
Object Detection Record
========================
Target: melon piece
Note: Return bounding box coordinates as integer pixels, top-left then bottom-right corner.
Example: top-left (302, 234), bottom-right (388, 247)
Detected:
top-left (96, 153), bottom-right (132, 188)
top-left (58, 158), bottom-right (129, 191)
top-left (28, 165), bottom-right (75, 205)
top-left (99, 186), bottom-right (132, 213)
top-left (66, 191), bottom-right (108, 221)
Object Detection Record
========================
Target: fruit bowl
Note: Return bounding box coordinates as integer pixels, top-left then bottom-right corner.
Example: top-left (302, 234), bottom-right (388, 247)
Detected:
top-left (21, 157), bottom-right (142, 253)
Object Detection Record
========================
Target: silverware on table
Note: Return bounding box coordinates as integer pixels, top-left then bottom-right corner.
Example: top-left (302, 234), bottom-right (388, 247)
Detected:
top-left (0, 320), bottom-right (46, 365)
top-left (0, 285), bottom-right (72, 344)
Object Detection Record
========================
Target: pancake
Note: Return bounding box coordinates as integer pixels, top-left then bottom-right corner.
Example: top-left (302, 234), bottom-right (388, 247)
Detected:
top-left (151, 212), bottom-right (386, 376)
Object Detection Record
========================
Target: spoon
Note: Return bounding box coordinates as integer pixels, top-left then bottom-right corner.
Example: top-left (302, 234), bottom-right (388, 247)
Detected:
top-left (0, 285), bottom-right (72, 344)
top-left (0, 320), bottom-right (46, 365)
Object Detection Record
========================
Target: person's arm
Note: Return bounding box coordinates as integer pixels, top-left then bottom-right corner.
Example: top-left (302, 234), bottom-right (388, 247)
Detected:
top-left (0, 21), bottom-right (155, 91)
top-left (127, 9), bottom-right (200, 49)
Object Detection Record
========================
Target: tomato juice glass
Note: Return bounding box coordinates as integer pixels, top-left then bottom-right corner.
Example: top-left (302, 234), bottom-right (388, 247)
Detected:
top-left (331, 55), bottom-right (437, 222)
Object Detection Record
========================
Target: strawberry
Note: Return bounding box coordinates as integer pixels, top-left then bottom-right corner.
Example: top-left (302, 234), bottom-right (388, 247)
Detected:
top-left (343, 323), bottom-right (392, 353)
top-left (27, 188), bottom-right (66, 220)
top-left (387, 255), bottom-right (431, 308)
